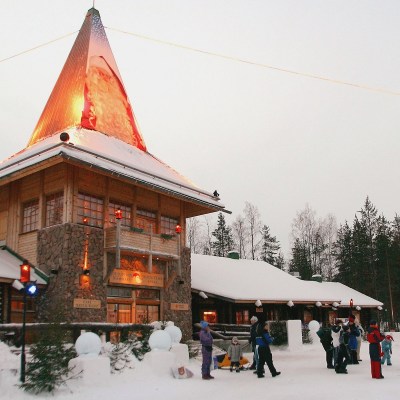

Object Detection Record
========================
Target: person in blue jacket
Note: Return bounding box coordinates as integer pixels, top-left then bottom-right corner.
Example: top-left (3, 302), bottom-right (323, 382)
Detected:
top-left (348, 315), bottom-right (360, 364)
top-left (199, 321), bottom-right (215, 380)
top-left (255, 322), bottom-right (281, 378)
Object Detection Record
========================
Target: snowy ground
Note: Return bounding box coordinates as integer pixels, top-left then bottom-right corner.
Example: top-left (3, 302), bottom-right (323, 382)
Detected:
top-left (1, 337), bottom-right (399, 400)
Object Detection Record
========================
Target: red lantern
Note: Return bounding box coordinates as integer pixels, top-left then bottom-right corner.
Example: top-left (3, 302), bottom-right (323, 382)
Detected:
top-left (115, 208), bottom-right (122, 220)
top-left (20, 261), bottom-right (30, 283)
top-left (175, 224), bottom-right (182, 234)
top-left (350, 298), bottom-right (354, 308)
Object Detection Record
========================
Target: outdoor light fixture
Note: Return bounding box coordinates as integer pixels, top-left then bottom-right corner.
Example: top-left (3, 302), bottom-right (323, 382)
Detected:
top-left (175, 224), bottom-right (182, 234)
top-left (356, 306), bottom-right (361, 311)
top-left (332, 302), bottom-right (340, 308)
top-left (377, 306), bottom-right (383, 311)
top-left (115, 208), bottom-right (122, 220)
top-left (255, 299), bottom-right (262, 307)
top-left (83, 216), bottom-right (89, 224)
top-left (82, 269), bottom-right (90, 276)
top-left (287, 300), bottom-right (294, 307)
top-left (12, 279), bottom-right (24, 291)
top-left (199, 291), bottom-right (208, 299)
top-left (332, 307), bottom-right (337, 311)
top-left (315, 301), bottom-right (322, 307)
top-left (350, 298), bottom-right (354, 308)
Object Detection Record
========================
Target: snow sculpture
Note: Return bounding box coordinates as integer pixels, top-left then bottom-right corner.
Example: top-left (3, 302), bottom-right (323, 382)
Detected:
top-left (149, 330), bottom-right (172, 351)
top-left (286, 320), bottom-right (303, 352)
top-left (308, 320), bottom-right (320, 346)
top-left (68, 332), bottom-right (110, 384)
top-left (165, 325), bottom-right (182, 343)
top-left (75, 332), bottom-right (102, 356)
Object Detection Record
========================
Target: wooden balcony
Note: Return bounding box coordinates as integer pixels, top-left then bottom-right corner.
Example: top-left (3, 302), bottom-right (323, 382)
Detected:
top-left (104, 227), bottom-right (180, 259)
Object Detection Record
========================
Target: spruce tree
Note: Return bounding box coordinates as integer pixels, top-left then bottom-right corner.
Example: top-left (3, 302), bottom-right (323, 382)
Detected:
top-left (260, 225), bottom-right (281, 266)
top-left (289, 238), bottom-right (312, 280)
top-left (211, 213), bottom-right (234, 257)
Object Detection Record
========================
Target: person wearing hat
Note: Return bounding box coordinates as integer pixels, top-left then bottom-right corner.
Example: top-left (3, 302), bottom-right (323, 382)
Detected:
top-left (367, 320), bottom-right (385, 379)
top-left (249, 316), bottom-right (259, 370)
top-left (227, 336), bottom-right (243, 372)
top-left (199, 321), bottom-right (215, 380)
top-left (255, 322), bottom-right (281, 378)
top-left (381, 335), bottom-right (394, 366)
top-left (348, 315), bottom-right (360, 364)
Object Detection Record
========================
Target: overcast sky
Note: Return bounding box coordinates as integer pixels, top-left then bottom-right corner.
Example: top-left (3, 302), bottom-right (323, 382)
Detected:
top-left (1, 0), bottom-right (399, 255)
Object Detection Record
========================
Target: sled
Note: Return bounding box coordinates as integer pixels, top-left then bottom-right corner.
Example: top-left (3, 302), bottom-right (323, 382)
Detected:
top-left (217, 353), bottom-right (250, 370)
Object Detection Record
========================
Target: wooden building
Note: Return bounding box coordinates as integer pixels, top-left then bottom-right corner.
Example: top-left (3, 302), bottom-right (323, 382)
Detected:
top-left (0, 8), bottom-right (226, 340)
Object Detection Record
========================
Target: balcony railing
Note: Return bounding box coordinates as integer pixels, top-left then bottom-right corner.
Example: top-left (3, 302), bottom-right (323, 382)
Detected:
top-left (104, 226), bottom-right (179, 259)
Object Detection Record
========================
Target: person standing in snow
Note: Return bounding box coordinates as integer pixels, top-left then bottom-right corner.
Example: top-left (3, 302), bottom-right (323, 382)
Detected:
top-left (228, 336), bottom-right (243, 372)
top-left (255, 322), bottom-right (281, 378)
top-left (331, 319), bottom-right (343, 368)
top-left (348, 315), bottom-right (360, 364)
top-left (335, 324), bottom-right (351, 374)
top-left (381, 335), bottom-right (394, 366)
top-left (249, 316), bottom-right (259, 370)
top-left (355, 320), bottom-right (364, 362)
top-left (367, 320), bottom-right (385, 379)
top-left (199, 320), bottom-right (215, 380)
top-left (316, 324), bottom-right (334, 369)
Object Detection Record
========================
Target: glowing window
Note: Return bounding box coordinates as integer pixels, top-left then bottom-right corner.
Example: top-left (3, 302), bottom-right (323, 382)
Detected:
top-left (160, 216), bottom-right (178, 235)
top-left (46, 192), bottom-right (64, 227)
top-left (22, 200), bottom-right (39, 233)
top-left (108, 201), bottom-right (131, 227)
top-left (77, 193), bottom-right (104, 228)
top-left (136, 209), bottom-right (156, 233)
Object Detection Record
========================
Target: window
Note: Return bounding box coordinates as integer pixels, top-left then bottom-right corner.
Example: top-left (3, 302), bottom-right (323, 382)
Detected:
top-left (108, 201), bottom-right (131, 227)
top-left (22, 200), bottom-right (39, 233)
top-left (136, 209), bottom-right (156, 233)
top-left (77, 193), bottom-right (104, 228)
top-left (236, 310), bottom-right (250, 325)
top-left (135, 289), bottom-right (160, 300)
top-left (107, 286), bottom-right (132, 298)
top-left (46, 192), bottom-right (64, 226)
top-left (202, 311), bottom-right (217, 323)
top-left (160, 216), bottom-right (178, 235)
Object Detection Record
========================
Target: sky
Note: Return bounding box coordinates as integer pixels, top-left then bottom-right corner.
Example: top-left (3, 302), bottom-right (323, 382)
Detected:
top-left (1, 331), bottom-right (400, 399)
top-left (1, 0), bottom-right (400, 255)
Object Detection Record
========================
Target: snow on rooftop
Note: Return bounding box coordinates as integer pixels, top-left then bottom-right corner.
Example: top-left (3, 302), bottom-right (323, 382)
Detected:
top-left (191, 254), bottom-right (383, 307)
top-left (0, 128), bottom-right (225, 212)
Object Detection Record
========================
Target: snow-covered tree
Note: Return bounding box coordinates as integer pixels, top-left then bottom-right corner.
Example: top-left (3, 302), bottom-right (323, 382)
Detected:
top-left (211, 213), bottom-right (234, 257)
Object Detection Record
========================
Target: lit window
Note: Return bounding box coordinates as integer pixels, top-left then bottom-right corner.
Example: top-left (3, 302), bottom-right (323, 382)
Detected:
top-left (136, 209), bottom-right (156, 233)
top-left (108, 201), bottom-right (131, 227)
top-left (46, 192), bottom-right (64, 226)
top-left (22, 200), bottom-right (39, 233)
top-left (160, 216), bottom-right (178, 235)
top-left (77, 193), bottom-right (104, 228)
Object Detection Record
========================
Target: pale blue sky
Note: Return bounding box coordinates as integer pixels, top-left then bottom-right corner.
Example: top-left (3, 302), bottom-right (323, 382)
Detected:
top-left (1, 0), bottom-right (399, 254)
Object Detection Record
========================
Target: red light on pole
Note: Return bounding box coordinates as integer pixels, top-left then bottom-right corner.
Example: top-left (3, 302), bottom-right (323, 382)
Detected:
top-left (350, 298), bottom-right (354, 308)
top-left (175, 224), bottom-right (182, 234)
top-left (115, 208), bottom-right (122, 220)
top-left (20, 261), bottom-right (30, 283)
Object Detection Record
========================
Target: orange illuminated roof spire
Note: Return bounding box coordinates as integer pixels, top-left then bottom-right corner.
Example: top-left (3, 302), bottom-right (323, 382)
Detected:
top-left (28, 8), bottom-right (146, 151)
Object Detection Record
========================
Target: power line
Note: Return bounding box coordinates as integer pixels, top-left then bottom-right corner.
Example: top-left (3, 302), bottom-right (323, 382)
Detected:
top-left (106, 26), bottom-right (400, 97)
top-left (0, 31), bottom-right (78, 64)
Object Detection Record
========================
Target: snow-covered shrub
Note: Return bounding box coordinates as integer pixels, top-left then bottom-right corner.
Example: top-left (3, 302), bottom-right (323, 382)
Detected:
top-left (269, 321), bottom-right (288, 346)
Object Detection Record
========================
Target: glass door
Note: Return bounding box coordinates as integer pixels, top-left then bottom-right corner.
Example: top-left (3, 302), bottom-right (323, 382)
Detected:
top-left (135, 304), bottom-right (159, 324)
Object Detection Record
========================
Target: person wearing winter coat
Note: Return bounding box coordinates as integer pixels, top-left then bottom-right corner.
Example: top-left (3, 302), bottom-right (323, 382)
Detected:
top-left (381, 335), bottom-right (394, 366)
top-left (331, 320), bottom-right (343, 368)
top-left (348, 315), bottom-right (360, 364)
top-left (367, 320), bottom-right (385, 379)
top-left (356, 321), bottom-right (364, 361)
top-left (199, 321), bottom-right (215, 380)
top-left (249, 316), bottom-right (259, 370)
top-left (335, 324), bottom-right (351, 374)
top-left (228, 336), bottom-right (243, 372)
top-left (255, 322), bottom-right (281, 378)
top-left (316, 325), bottom-right (334, 369)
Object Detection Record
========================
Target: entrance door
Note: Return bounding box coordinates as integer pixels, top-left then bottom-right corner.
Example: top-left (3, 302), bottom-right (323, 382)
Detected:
top-left (107, 303), bottom-right (132, 323)
top-left (135, 304), bottom-right (159, 324)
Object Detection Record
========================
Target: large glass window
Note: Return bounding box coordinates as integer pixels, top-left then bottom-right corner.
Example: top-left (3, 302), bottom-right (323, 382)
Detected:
top-left (77, 193), bottom-right (104, 228)
top-left (136, 209), bottom-right (156, 233)
top-left (236, 310), bottom-right (250, 325)
top-left (46, 192), bottom-right (64, 226)
top-left (108, 201), bottom-right (131, 227)
top-left (160, 216), bottom-right (178, 235)
top-left (135, 305), bottom-right (159, 324)
top-left (22, 200), bottom-right (39, 233)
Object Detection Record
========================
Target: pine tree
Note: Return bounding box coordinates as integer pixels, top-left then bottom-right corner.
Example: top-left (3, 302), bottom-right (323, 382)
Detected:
top-left (333, 222), bottom-right (353, 286)
top-left (211, 213), bottom-right (234, 257)
top-left (21, 323), bottom-right (77, 394)
top-left (260, 225), bottom-right (281, 266)
top-left (289, 238), bottom-right (312, 280)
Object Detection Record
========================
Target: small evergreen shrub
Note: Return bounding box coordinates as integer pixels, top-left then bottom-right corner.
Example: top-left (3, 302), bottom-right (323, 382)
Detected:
top-left (268, 321), bottom-right (288, 346)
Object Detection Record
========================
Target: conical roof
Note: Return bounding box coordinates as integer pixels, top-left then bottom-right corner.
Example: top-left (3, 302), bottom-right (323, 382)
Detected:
top-left (28, 8), bottom-right (146, 151)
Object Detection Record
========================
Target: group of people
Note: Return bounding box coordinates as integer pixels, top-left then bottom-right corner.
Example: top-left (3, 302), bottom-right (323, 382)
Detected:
top-left (199, 317), bottom-right (280, 380)
top-left (317, 315), bottom-right (394, 379)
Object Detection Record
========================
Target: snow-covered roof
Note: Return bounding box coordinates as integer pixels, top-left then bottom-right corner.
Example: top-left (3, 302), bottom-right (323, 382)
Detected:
top-left (191, 254), bottom-right (383, 307)
top-left (0, 246), bottom-right (48, 284)
top-left (0, 128), bottom-right (226, 215)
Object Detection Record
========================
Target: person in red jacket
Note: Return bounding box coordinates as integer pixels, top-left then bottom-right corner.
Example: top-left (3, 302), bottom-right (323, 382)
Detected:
top-left (367, 320), bottom-right (385, 379)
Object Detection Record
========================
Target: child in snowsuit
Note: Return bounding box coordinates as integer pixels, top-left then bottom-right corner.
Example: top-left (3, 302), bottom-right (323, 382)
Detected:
top-left (199, 321), bottom-right (215, 380)
top-left (367, 320), bottom-right (385, 379)
top-left (228, 336), bottom-right (243, 372)
top-left (381, 335), bottom-right (394, 366)
top-left (256, 322), bottom-right (281, 378)
top-left (335, 325), bottom-right (351, 374)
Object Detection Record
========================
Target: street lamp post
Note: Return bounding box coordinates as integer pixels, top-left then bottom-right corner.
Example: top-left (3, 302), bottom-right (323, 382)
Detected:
top-left (20, 287), bottom-right (27, 383)
top-left (115, 208), bottom-right (122, 269)
top-left (175, 224), bottom-right (182, 281)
